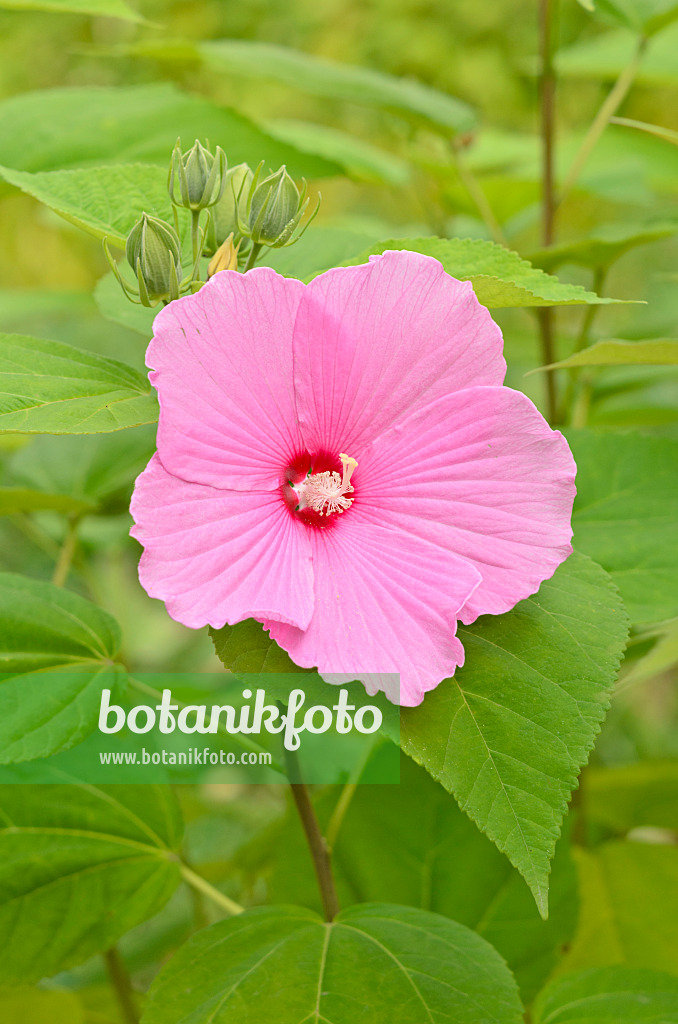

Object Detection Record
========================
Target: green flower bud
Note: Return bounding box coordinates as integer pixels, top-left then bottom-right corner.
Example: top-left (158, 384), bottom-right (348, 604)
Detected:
top-left (169, 138), bottom-right (227, 212)
top-left (125, 214), bottom-right (182, 306)
top-left (245, 165), bottom-right (312, 248)
top-left (205, 163), bottom-right (254, 255)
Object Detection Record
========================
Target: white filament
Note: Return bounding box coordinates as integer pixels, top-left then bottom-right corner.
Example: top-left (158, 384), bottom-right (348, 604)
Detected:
top-left (295, 453), bottom-right (358, 516)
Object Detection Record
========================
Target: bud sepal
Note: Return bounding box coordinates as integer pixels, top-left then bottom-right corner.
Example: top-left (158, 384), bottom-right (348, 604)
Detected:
top-left (238, 163), bottom-right (320, 251)
top-left (105, 213), bottom-right (185, 308)
top-left (168, 138), bottom-right (227, 212)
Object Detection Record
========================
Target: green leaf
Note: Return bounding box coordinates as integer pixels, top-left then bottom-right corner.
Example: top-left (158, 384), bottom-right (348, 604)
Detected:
top-left (620, 618), bottom-right (678, 685)
top-left (590, 0), bottom-right (678, 35)
top-left (341, 238), bottom-right (627, 307)
top-left (210, 618), bottom-right (303, 674)
top-left (0, 987), bottom-right (84, 1024)
top-left (0, 332), bottom-right (158, 433)
top-left (0, 163), bottom-right (170, 247)
top-left (529, 222), bottom-right (678, 272)
top-left (0, 487), bottom-right (95, 516)
top-left (0, 0), bottom-right (142, 20)
top-left (142, 903), bottom-right (523, 1024)
top-left (398, 552), bottom-right (628, 916)
top-left (6, 423), bottom-right (155, 503)
top-left (0, 572), bottom-right (127, 762)
top-left (209, 623), bottom-right (397, 742)
top-left (94, 272), bottom-right (157, 337)
top-left (0, 783), bottom-right (183, 982)
top-left (0, 83), bottom-right (340, 179)
top-left (535, 339), bottom-right (678, 371)
top-left (569, 431), bottom-right (678, 623)
top-left (263, 225), bottom-right (383, 280)
top-left (6, 427), bottom-right (156, 508)
top-left (135, 38), bottom-right (476, 136)
top-left (561, 842), bottom-right (678, 974)
top-left (585, 760), bottom-right (678, 832)
top-left (611, 115), bottom-right (678, 144)
top-left (556, 24), bottom-right (678, 84)
top-left (239, 758), bottom-right (577, 1004)
top-left (263, 118), bottom-right (411, 185)
top-left (533, 967), bottom-right (678, 1023)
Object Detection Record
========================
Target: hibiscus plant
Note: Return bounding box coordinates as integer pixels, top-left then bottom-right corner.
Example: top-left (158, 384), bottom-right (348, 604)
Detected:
top-left (0, 0), bottom-right (677, 1022)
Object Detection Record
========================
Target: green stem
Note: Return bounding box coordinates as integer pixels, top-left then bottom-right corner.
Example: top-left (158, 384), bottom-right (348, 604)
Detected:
top-left (452, 144), bottom-right (508, 247)
top-left (559, 35), bottom-right (647, 208)
top-left (12, 513), bottom-right (60, 559)
top-left (244, 242), bottom-right (262, 272)
top-left (52, 516), bottom-right (80, 587)
top-left (103, 947), bottom-right (138, 1024)
top-left (180, 863), bottom-right (244, 916)
top-left (325, 782), bottom-right (358, 851)
top-left (190, 209), bottom-right (201, 266)
top-left (537, 308), bottom-right (558, 424)
top-left (127, 676), bottom-right (284, 773)
top-left (570, 371), bottom-right (594, 427)
top-left (573, 268), bottom-right (606, 355)
top-left (325, 740), bottom-right (375, 849)
top-left (539, 0), bottom-right (557, 249)
top-left (538, 0), bottom-right (558, 424)
top-left (285, 746), bottom-right (339, 921)
top-left (565, 267), bottom-right (607, 426)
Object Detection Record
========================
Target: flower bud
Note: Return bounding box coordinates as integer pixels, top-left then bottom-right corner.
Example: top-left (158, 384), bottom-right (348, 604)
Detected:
top-left (245, 165), bottom-right (311, 247)
top-left (169, 138), bottom-right (227, 211)
top-left (125, 214), bottom-right (182, 306)
top-left (208, 234), bottom-right (240, 278)
top-left (205, 163), bottom-right (253, 255)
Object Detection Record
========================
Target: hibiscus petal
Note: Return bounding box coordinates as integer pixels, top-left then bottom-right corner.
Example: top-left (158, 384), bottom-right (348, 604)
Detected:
top-left (357, 386), bottom-right (576, 624)
top-left (147, 267), bottom-right (305, 491)
top-left (293, 250), bottom-right (506, 456)
top-left (130, 455), bottom-right (314, 630)
top-left (264, 508), bottom-right (482, 707)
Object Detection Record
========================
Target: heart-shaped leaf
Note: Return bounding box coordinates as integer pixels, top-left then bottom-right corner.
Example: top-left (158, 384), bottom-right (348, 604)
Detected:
top-left (533, 967), bottom-right (678, 1023)
top-left (142, 903), bottom-right (523, 1024)
top-left (0, 783), bottom-right (183, 982)
top-left (0, 572), bottom-right (128, 762)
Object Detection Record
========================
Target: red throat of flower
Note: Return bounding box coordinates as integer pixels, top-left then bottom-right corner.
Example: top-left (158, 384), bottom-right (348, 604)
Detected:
top-left (282, 451), bottom-right (358, 528)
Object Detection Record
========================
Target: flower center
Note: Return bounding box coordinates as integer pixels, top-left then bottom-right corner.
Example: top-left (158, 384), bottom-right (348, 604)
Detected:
top-left (282, 452), bottom-right (358, 528)
top-left (294, 453), bottom-right (358, 516)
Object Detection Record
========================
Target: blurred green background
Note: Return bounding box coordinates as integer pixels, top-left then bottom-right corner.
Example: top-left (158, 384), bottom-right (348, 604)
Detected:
top-left (0, 4), bottom-right (677, 1016)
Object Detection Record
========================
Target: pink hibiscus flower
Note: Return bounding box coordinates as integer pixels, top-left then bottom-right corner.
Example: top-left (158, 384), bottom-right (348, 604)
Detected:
top-left (130, 250), bottom-right (575, 706)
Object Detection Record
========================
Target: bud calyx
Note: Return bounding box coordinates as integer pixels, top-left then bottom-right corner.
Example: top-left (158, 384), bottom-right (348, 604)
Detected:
top-left (169, 138), bottom-right (227, 212)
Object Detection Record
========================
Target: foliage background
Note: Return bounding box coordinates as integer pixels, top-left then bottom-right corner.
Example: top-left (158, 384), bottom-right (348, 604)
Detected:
top-left (0, 0), bottom-right (677, 1021)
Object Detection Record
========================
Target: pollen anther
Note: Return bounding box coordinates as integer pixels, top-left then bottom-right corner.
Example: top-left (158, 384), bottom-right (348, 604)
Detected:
top-left (294, 453), bottom-right (358, 518)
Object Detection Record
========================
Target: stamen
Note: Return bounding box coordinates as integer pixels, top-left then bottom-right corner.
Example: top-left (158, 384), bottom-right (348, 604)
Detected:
top-left (292, 453), bottom-right (358, 518)
top-left (339, 453), bottom-right (358, 491)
